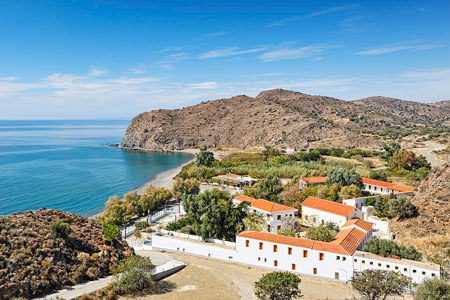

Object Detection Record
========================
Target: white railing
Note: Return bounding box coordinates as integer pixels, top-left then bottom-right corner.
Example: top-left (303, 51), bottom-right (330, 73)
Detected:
top-left (160, 229), bottom-right (236, 247)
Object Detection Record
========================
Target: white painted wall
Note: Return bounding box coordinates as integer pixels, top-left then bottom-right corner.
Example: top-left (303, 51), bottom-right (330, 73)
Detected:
top-left (367, 216), bottom-right (390, 235)
top-left (301, 206), bottom-right (349, 229)
top-left (353, 251), bottom-right (440, 284)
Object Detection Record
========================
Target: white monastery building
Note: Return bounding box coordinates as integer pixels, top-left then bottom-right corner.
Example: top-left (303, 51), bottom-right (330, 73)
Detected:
top-left (300, 196), bottom-right (363, 229)
top-left (299, 177), bottom-right (415, 196)
top-left (233, 195), bottom-right (297, 234)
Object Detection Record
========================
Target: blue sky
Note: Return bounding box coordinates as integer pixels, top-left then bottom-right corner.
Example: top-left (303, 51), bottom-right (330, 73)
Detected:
top-left (1, 0), bottom-right (449, 119)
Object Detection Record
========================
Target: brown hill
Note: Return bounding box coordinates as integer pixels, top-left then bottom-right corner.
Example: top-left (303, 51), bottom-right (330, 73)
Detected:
top-left (121, 89), bottom-right (449, 151)
top-left (0, 208), bottom-right (133, 299)
top-left (431, 99), bottom-right (450, 112)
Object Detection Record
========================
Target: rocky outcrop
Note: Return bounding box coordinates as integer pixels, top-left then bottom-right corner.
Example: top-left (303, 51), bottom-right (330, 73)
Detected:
top-left (390, 163), bottom-right (450, 238)
top-left (0, 208), bottom-right (134, 299)
top-left (121, 89), bottom-right (449, 151)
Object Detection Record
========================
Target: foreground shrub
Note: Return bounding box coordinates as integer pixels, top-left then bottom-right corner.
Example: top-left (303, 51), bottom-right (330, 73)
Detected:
top-left (255, 271), bottom-right (302, 300)
top-left (112, 255), bottom-right (155, 295)
top-left (414, 278), bottom-right (450, 300)
top-left (50, 221), bottom-right (71, 239)
top-left (135, 221), bottom-right (149, 230)
top-left (352, 269), bottom-right (411, 300)
top-left (103, 224), bottom-right (121, 241)
top-left (305, 225), bottom-right (336, 242)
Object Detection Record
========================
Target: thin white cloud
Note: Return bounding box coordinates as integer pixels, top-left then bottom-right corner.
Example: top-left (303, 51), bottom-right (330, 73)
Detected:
top-left (201, 31), bottom-right (228, 38)
top-left (88, 66), bottom-right (106, 77)
top-left (258, 45), bottom-right (331, 62)
top-left (198, 47), bottom-right (267, 59)
top-left (129, 64), bottom-right (148, 75)
top-left (356, 43), bottom-right (442, 55)
top-left (0, 77), bottom-right (18, 81)
top-left (400, 68), bottom-right (450, 79)
top-left (187, 82), bottom-right (218, 90)
top-left (267, 5), bottom-right (359, 27)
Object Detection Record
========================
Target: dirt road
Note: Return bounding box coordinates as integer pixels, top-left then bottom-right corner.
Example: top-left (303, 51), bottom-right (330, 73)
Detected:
top-left (412, 141), bottom-right (447, 167)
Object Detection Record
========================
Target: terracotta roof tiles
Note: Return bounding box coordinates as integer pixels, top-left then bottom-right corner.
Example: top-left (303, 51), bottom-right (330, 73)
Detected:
top-left (234, 196), bottom-right (297, 213)
top-left (301, 197), bottom-right (355, 216)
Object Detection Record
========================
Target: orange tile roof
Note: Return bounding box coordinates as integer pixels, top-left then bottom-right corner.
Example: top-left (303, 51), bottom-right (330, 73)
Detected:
top-left (301, 177), bottom-right (328, 184)
top-left (238, 231), bottom-right (363, 255)
top-left (234, 196), bottom-right (297, 213)
top-left (301, 197), bottom-right (355, 216)
top-left (331, 227), bottom-right (367, 255)
top-left (342, 219), bottom-right (374, 232)
top-left (362, 178), bottom-right (415, 192)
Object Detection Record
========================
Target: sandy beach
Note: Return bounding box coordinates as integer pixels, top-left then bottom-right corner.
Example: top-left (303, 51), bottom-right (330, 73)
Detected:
top-left (136, 149), bottom-right (198, 194)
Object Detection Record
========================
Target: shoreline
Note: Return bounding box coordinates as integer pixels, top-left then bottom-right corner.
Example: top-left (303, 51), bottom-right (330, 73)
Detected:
top-left (89, 149), bottom-right (198, 219)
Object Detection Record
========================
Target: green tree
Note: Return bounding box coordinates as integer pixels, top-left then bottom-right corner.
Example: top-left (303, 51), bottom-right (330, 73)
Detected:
top-left (196, 145), bottom-right (214, 167)
top-left (278, 226), bottom-right (298, 237)
top-left (388, 196), bottom-right (418, 219)
top-left (362, 238), bottom-right (422, 261)
top-left (414, 278), bottom-right (450, 300)
top-left (380, 142), bottom-right (401, 160)
top-left (389, 150), bottom-right (431, 171)
top-left (255, 271), bottom-right (302, 300)
top-left (375, 196), bottom-right (391, 218)
top-left (305, 226), bottom-right (336, 242)
top-left (123, 190), bottom-right (143, 216)
top-left (138, 186), bottom-right (172, 213)
top-left (369, 170), bottom-right (388, 181)
top-left (112, 255), bottom-right (155, 295)
top-left (352, 270), bottom-right (411, 300)
top-left (103, 224), bottom-right (121, 240)
top-left (254, 175), bottom-right (283, 202)
top-left (339, 184), bottom-right (363, 200)
top-left (135, 220), bottom-right (149, 230)
top-left (172, 178), bottom-right (200, 199)
top-left (50, 221), bottom-right (71, 239)
top-left (243, 212), bottom-right (266, 232)
top-left (262, 145), bottom-right (281, 161)
top-left (326, 168), bottom-right (363, 189)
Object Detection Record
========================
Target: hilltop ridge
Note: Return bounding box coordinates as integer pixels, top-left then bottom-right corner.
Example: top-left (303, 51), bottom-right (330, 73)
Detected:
top-left (121, 89), bottom-right (449, 151)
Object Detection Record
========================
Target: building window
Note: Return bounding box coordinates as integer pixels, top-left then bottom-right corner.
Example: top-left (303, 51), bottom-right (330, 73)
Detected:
top-left (268, 225), bottom-right (271, 232)
top-left (370, 262), bottom-right (373, 265)
top-left (303, 250), bottom-right (308, 258)
top-left (354, 259), bottom-right (357, 262)
top-left (404, 268), bottom-right (407, 272)
top-left (362, 260), bottom-right (365, 264)
top-left (422, 271), bottom-right (426, 275)
top-left (336, 256), bottom-right (340, 260)
top-left (319, 253), bottom-right (324, 261)
top-left (386, 265), bottom-right (390, 269)
top-left (313, 268), bottom-right (317, 275)
top-left (288, 247), bottom-right (292, 255)
top-left (277, 225), bottom-right (281, 230)
top-left (432, 273), bottom-right (435, 277)
top-left (342, 257), bottom-right (346, 261)
top-left (245, 240), bottom-right (249, 247)
top-left (335, 272), bottom-right (339, 280)
top-left (258, 257), bottom-right (260, 261)
top-left (305, 215), bottom-right (308, 220)
top-left (395, 266), bottom-right (398, 270)
top-left (267, 215), bottom-right (270, 221)
top-left (264, 258), bottom-right (267, 262)
top-left (273, 245), bottom-right (278, 252)
top-left (292, 264), bottom-right (296, 270)
top-left (378, 263), bottom-right (382, 267)
top-left (259, 242), bottom-right (263, 250)
top-left (274, 260), bottom-right (278, 267)
top-left (313, 217), bottom-right (316, 222)
top-left (413, 269), bottom-right (417, 273)
top-left (277, 215), bottom-right (281, 220)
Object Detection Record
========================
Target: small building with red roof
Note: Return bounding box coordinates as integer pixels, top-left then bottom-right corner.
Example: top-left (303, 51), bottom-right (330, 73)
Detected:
top-left (233, 195), bottom-right (297, 234)
top-left (300, 196), bottom-right (363, 229)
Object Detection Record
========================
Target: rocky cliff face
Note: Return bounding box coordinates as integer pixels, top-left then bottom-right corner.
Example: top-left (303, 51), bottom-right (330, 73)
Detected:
top-left (0, 208), bottom-right (134, 299)
top-left (390, 163), bottom-right (450, 238)
top-left (121, 89), bottom-right (449, 151)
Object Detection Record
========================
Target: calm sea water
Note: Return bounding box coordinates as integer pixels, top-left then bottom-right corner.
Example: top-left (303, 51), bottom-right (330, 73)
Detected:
top-left (0, 120), bottom-right (193, 216)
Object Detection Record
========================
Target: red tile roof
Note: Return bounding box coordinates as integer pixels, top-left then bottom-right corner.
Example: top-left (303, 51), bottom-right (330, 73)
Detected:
top-left (342, 219), bottom-right (374, 232)
top-left (234, 196), bottom-right (297, 213)
top-left (361, 178), bottom-right (415, 192)
top-left (238, 230), bottom-right (366, 255)
top-left (331, 227), bottom-right (367, 255)
top-left (301, 177), bottom-right (328, 184)
top-left (301, 197), bottom-right (355, 216)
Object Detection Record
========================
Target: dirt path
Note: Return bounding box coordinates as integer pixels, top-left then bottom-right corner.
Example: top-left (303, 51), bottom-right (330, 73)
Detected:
top-left (412, 141), bottom-right (447, 167)
top-left (122, 252), bottom-right (354, 300)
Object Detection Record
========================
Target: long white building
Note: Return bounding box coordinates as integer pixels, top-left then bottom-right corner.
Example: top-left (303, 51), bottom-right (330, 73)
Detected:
top-left (233, 195), bottom-right (297, 234)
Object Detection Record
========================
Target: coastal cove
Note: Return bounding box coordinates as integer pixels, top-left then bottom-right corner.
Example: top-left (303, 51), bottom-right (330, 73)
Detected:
top-left (0, 120), bottom-right (194, 217)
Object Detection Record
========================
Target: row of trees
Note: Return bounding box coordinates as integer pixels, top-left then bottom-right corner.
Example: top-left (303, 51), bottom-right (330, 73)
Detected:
top-left (254, 270), bottom-right (449, 300)
top-left (375, 195), bottom-right (418, 219)
top-left (362, 238), bottom-right (422, 261)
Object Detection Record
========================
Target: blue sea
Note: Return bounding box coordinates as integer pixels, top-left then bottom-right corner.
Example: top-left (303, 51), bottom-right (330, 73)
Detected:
top-left (0, 120), bottom-right (193, 216)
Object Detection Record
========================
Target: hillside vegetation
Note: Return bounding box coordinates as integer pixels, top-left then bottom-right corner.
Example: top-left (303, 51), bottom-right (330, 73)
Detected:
top-left (121, 89), bottom-right (449, 151)
top-left (0, 208), bottom-right (133, 299)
